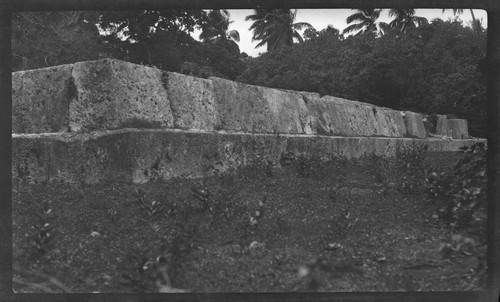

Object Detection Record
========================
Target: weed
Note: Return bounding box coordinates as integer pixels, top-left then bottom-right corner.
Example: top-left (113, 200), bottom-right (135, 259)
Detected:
top-left (191, 186), bottom-right (211, 212)
top-left (120, 254), bottom-right (171, 293)
top-left (326, 193), bottom-right (357, 240)
top-left (427, 142), bottom-right (487, 272)
top-left (238, 196), bottom-right (266, 246)
top-left (29, 200), bottom-right (58, 256)
top-left (135, 188), bottom-right (164, 218)
top-left (426, 142), bottom-right (486, 232)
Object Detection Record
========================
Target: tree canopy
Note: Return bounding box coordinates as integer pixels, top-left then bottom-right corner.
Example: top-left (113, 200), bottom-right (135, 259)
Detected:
top-left (12, 11), bottom-right (108, 71)
top-left (246, 9), bottom-right (314, 52)
top-left (343, 9), bottom-right (386, 36)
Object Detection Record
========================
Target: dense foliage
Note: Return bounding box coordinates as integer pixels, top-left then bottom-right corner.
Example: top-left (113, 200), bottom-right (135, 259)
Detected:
top-left (425, 142), bottom-right (487, 269)
top-left (245, 9), bottom-right (313, 52)
top-left (12, 12), bottom-right (109, 70)
top-left (426, 142), bottom-right (487, 235)
top-left (12, 10), bottom-right (246, 80)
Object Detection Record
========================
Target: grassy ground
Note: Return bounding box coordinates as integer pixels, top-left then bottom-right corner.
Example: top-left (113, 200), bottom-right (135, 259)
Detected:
top-left (12, 153), bottom-right (487, 292)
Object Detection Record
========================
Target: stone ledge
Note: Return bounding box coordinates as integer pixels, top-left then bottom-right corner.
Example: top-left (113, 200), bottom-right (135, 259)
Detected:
top-left (12, 129), bottom-right (485, 185)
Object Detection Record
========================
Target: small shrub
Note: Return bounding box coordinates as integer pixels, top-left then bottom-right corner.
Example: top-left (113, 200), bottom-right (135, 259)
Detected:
top-left (135, 189), bottom-right (164, 218)
top-left (29, 200), bottom-right (58, 256)
top-left (426, 142), bottom-right (487, 272)
top-left (426, 142), bottom-right (486, 233)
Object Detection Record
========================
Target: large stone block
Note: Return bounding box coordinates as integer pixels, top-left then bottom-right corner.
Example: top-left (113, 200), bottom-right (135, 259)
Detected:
top-left (211, 78), bottom-right (312, 135)
top-left (304, 94), bottom-right (406, 137)
top-left (70, 59), bottom-right (174, 132)
top-left (448, 119), bottom-right (469, 139)
top-left (262, 88), bottom-right (310, 134)
top-left (379, 108), bottom-right (407, 137)
top-left (210, 77), bottom-right (276, 133)
top-left (404, 112), bottom-right (427, 138)
top-left (166, 72), bottom-right (219, 130)
top-left (12, 64), bottom-right (73, 133)
top-left (436, 115), bottom-right (449, 136)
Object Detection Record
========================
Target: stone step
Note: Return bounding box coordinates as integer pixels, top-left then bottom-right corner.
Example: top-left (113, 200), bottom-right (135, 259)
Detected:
top-left (12, 129), bottom-right (484, 185)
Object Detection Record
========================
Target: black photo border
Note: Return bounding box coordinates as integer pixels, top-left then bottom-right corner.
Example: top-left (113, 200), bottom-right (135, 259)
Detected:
top-left (0, 1), bottom-right (499, 301)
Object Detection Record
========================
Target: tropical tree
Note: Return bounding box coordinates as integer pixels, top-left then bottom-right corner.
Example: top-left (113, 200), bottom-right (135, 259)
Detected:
top-left (199, 9), bottom-right (240, 43)
top-left (98, 10), bottom-right (206, 43)
top-left (389, 9), bottom-right (428, 32)
top-left (246, 9), bottom-right (314, 52)
top-left (97, 10), bottom-right (207, 65)
top-left (342, 8), bottom-right (385, 36)
top-left (442, 9), bottom-right (483, 33)
top-left (12, 11), bottom-right (107, 70)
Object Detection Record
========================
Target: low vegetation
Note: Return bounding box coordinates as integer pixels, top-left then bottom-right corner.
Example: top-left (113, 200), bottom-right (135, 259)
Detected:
top-left (12, 146), bottom-right (487, 292)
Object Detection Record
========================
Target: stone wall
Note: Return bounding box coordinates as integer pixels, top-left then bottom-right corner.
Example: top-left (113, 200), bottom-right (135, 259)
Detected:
top-left (12, 59), bottom-right (481, 184)
top-left (12, 58), bottom-right (469, 139)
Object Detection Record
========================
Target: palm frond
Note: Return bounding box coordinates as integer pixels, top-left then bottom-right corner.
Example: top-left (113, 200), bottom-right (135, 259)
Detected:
top-left (346, 12), bottom-right (368, 25)
top-left (292, 22), bottom-right (313, 31)
top-left (292, 31), bottom-right (304, 43)
top-left (443, 9), bottom-right (465, 15)
top-left (342, 23), bottom-right (366, 35)
top-left (377, 22), bottom-right (391, 35)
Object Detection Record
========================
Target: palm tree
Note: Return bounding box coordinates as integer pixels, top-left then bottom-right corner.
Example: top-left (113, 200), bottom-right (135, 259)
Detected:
top-left (342, 9), bottom-right (383, 36)
top-left (442, 9), bottom-right (482, 32)
top-left (389, 9), bottom-right (428, 32)
top-left (199, 9), bottom-right (240, 43)
top-left (245, 9), bottom-right (314, 52)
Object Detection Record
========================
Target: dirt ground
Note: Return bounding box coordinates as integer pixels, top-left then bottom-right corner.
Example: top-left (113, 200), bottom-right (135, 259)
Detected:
top-left (12, 153), bottom-right (487, 292)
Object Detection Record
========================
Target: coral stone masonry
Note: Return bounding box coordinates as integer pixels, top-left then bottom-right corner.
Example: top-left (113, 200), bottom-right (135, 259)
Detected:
top-left (12, 59), bottom-right (483, 184)
top-left (13, 58), bottom-right (467, 138)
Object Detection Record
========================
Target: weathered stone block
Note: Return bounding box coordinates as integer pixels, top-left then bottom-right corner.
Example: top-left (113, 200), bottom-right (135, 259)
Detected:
top-left (304, 94), bottom-right (406, 137)
top-left (12, 64), bottom-right (73, 133)
top-left (436, 115), bottom-right (449, 136)
top-left (448, 119), bottom-right (469, 139)
top-left (166, 72), bottom-right (219, 130)
top-left (380, 108), bottom-right (407, 137)
top-left (404, 112), bottom-right (427, 138)
top-left (262, 88), bottom-right (309, 134)
top-left (210, 77), bottom-right (275, 133)
top-left (70, 59), bottom-right (174, 132)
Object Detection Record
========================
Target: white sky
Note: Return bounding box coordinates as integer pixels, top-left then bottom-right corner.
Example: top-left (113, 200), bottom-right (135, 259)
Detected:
top-left (200, 9), bottom-right (487, 57)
